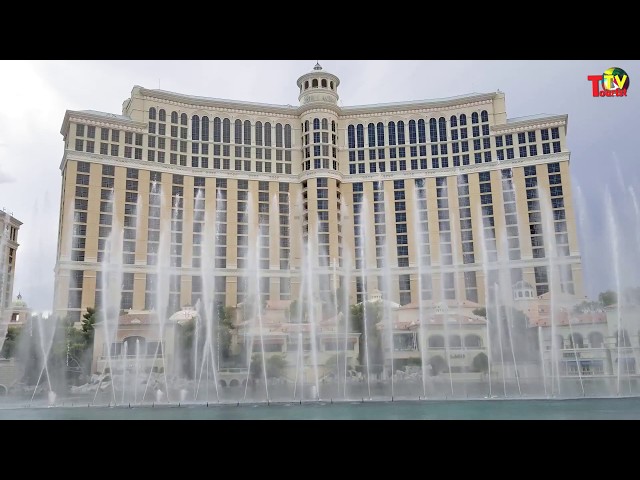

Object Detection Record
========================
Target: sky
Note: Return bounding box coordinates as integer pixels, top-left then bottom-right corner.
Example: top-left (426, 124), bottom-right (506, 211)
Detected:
top-left (0, 60), bottom-right (638, 312)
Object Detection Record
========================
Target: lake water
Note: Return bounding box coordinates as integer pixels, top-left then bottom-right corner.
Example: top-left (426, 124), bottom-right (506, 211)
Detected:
top-left (1, 397), bottom-right (638, 419)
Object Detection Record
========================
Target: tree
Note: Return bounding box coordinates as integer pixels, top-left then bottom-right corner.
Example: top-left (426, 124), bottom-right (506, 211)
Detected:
top-left (428, 356), bottom-right (447, 376)
top-left (249, 353), bottom-right (287, 380)
top-left (472, 352), bottom-right (489, 373)
top-left (598, 290), bottom-right (617, 307)
top-left (0, 325), bottom-right (21, 359)
top-left (350, 302), bottom-right (384, 376)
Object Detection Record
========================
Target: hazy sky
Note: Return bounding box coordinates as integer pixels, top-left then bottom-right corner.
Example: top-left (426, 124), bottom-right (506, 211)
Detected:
top-left (0, 60), bottom-right (638, 312)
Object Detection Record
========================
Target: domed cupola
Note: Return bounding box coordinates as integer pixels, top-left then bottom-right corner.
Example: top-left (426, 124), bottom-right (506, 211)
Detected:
top-left (297, 62), bottom-right (340, 107)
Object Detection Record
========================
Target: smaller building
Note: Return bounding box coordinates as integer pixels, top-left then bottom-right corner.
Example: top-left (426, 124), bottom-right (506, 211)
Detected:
top-left (92, 308), bottom-right (185, 375)
top-left (380, 299), bottom-right (489, 377)
top-left (236, 299), bottom-right (360, 381)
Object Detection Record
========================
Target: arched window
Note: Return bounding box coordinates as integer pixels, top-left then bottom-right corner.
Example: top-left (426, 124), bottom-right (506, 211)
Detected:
top-left (356, 124), bottom-right (364, 148)
top-left (321, 79), bottom-right (327, 88)
top-left (439, 117), bottom-right (447, 141)
top-left (417, 119), bottom-right (426, 143)
top-left (429, 118), bottom-right (438, 142)
top-left (330, 81), bottom-right (334, 90)
top-left (222, 118), bottom-right (230, 143)
top-left (234, 120), bottom-right (242, 144)
top-left (367, 123), bottom-right (376, 147)
top-left (388, 122), bottom-right (396, 146)
top-left (171, 111), bottom-right (178, 124)
top-left (588, 331), bottom-right (604, 348)
top-left (428, 335), bottom-right (445, 348)
top-left (213, 118), bottom-right (221, 142)
top-left (331, 121), bottom-right (336, 132)
top-left (312, 79), bottom-right (318, 87)
top-left (471, 112), bottom-right (479, 124)
top-left (244, 120), bottom-right (251, 145)
top-left (397, 121), bottom-right (405, 145)
top-left (255, 121), bottom-right (263, 146)
top-left (305, 80), bottom-right (309, 90)
top-left (464, 334), bottom-right (482, 348)
top-left (284, 124), bottom-right (292, 148)
top-left (450, 115), bottom-right (458, 127)
top-left (321, 118), bottom-right (328, 130)
top-left (159, 109), bottom-right (166, 122)
top-left (313, 118), bottom-right (320, 130)
top-left (275, 123), bottom-right (283, 147)
top-left (149, 107), bottom-right (156, 120)
top-left (481, 110), bottom-right (489, 122)
top-left (377, 122), bottom-right (385, 146)
top-left (191, 115), bottom-right (200, 140)
top-left (569, 332), bottom-right (584, 348)
top-left (459, 114), bottom-right (467, 126)
top-left (408, 120), bottom-right (417, 144)
top-left (304, 120), bottom-right (309, 133)
top-left (201, 116), bottom-right (209, 141)
top-left (348, 125), bottom-right (355, 149)
top-left (181, 113), bottom-right (188, 125)
top-left (264, 122), bottom-right (271, 146)
top-left (448, 335), bottom-right (462, 348)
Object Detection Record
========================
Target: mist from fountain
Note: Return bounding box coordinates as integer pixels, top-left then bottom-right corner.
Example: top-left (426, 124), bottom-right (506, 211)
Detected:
top-left (382, 192), bottom-right (394, 396)
top-left (358, 198), bottom-right (372, 399)
top-left (605, 188), bottom-right (624, 395)
top-left (411, 179), bottom-right (429, 398)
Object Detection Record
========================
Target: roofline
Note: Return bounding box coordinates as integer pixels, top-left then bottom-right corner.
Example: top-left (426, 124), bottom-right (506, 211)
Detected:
top-left (493, 114), bottom-right (568, 132)
top-left (60, 109), bottom-right (146, 137)
top-left (340, 92), bottom-right (500, 116)
top-left (138, 87), bottom-right (299, 116)
top-left (131, 88), bottom-right (504, 118)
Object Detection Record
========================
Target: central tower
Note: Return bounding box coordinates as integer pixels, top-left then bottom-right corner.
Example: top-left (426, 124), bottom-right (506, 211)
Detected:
top-left (295, 63), bottom-right (344, 300)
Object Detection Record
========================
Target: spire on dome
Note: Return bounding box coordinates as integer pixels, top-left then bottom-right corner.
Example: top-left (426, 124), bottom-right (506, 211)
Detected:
top-left (313, 62), bottom-right (322, 71)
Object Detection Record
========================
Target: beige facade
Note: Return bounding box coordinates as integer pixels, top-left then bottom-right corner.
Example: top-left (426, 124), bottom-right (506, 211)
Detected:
top-left (0, 211), bottom-right (21, 321)
top-left (54, 63), bottom-right (583, 327)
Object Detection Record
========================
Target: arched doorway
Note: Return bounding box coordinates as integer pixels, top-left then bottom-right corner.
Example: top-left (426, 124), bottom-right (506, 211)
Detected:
top-left (123, 336), bottom-right (146, 357)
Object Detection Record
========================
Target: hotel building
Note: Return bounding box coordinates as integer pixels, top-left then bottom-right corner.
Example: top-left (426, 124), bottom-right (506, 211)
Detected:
top-left (0, 211), bottom-right (21, 319)
top-left (54, 62), bottom-right (583, 323)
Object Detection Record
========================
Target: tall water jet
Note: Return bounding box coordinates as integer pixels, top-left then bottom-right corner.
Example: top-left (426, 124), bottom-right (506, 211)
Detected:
top-left (540, 186), bottom-right (563, 397)
top-left (121, 340), bottom-right (128, 404)
top-left (358, 199), bottom-right (372, 399)
top-left (143, 183), bottom-right (171, 403)
top-left (305, 233), bottom-right (320, 399)
top-left (382, 192), bottom-right (395, 398)
top-left (411, 178), bottom-right (430, 398)
top-left (341, 246), bottom-right (352, 399)
top-left (497, 228), bottom-right (522, 396)
top-left (134, 338), bottom-right (140, 404)
top-left (476, 203), bottom-right (495, 398)
top-left (605, 189), bottom-right (624, 395)
top-left (195, 187), bottom-right (221, 402)
top-left (100, 188), bottom-right (123, 405)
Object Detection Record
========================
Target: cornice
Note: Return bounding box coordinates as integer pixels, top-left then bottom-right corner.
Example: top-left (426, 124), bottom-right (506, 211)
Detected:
top-left (60, 110), bottom-right (146, 137)
top-left (61, 151), bottom-right (300, 182)
top-left (339, 95), bottom-right (497, 118)
top-left (138, 89), bottom-right (299, 119)
top-left (54, 255), bottom-right (581, 276)
top-left (492, 115), bottom-right (567, 133)
top-left (339, 152), bottom-right (571, 183)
